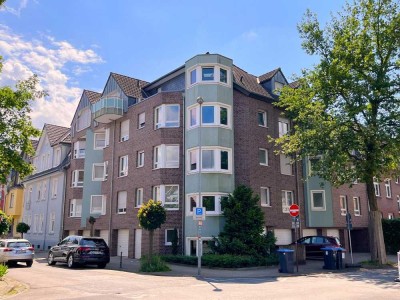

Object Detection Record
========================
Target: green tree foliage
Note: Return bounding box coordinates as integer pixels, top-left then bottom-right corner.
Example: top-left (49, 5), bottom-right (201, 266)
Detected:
top-left (0, 210), bottom-right (12, 236)
top-left (212, 185), bottom-right (276, 257)
top-left (382, 219), bottom-right (400, 255)
top-left (137, 199), bottom-right (166, 260)
top-left (16, 222), bottom-right (30, 238)
top-left (272, 0), bottom-right (400, 264)
top-left (0, 57), bottom-right (43, 183)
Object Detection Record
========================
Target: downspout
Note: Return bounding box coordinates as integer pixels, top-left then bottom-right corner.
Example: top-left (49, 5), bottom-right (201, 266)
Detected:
top-left (43, 174), bottom-right (52, 250)
top-left (108, 122), bottom-right (116, 253)
top-left (60, 161), bottom-right (68, 241)
top-left (181, 92), bottom-right (186, 255)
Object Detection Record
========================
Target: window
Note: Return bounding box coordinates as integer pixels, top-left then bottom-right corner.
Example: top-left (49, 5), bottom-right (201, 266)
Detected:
top-left (397, 195), bottom-right (400, 211)
top-left (94, 132), bottom-right (106, 149)
top-left (135, 188), bottom-right (143, 208)
top-left (42, 182), bottom-right (47, 200)
top-left (189, 106), bottom-right (198, 128)
top-left (119, 155), bottom-right (128, 177)
top-left (396, 177), bottom-right (399, 184)
top-left (274, 82), bottom-right (284, 94)
top-left (72, 170), bottom-right (84, 187)
top-left (49, 212), bottom-right (55, 233)
top-left (282, 190), bottom-right (294, 213)
top-left (388, 213), bottom-right (394, 220)
top-left (202, 106), bottom-right (214, 124)
top-left (280, 154), bottom-right (293, 175)
top-left (51, 178), bottom-right (58, 198)
top-left (76, 107), bottom-right (91, 131)
top-left (186, 194), bottom-right (226, 215)
top-left (74, 140), bottom-right (86, 158)
top-left (34, 214), bottom-right (39, 233)
top-left (261, 187), bottom-right (271, 207)
top-left (190, 69), bottom-right (196, 84)
top-left (278, 118), bottom-right (289, 137)
top-left (137, 151), bottom-right (144, 168)
top-left (220, 68), bottom-right (227, 83)
top-left (154, 104), bottom-right (180, 129)
top-left (37, 183), bottom-right (41, 201)
top-left (117, 191), bottom-right (127, 214)
top-left (202, 67), bottom-right (214, 81)
top-left (259, 148), bottom-right (268, 166)
top-left (54, 148), bottom-right (61, 166)
top-left (373, 178), bottom-right (381, 197)
top-left (26, 187), bottom-right (32, 210)
top-left (93, 163), bottom-right (107, 181)
top-left (258, 110), bottom-right (267, 127)
top-left (138, 112), bottom-right (145, 129)
top-left (39, 214), bottom-right (44, 233)
top-left (340, 195), bottom-right (347, 216)
top-left (153, 185), bottom-right (179, 210)
top-left (353, 196), bottom-right (361, 216)
top-left (189, 104), bottom-right (231, 128)
top-left (311, 191), bottom-right (326, 211)
top-left (105, 128), bottom-right (110, 147)
top-left (385, 179), bottom-right (392, 198)
top-left (9, 193), bottom-right (14, 208)
top-left (187, 147), bottom-right (231, 173)
top-left (90, 195), bottom-right (106, 215)
top-left (154, 145), bottom-right (179, 169)
top-left (165, 229), bottom-right (179, 246)
top-left (70, 199), bottom-right (82, 217)
top-left (120, 120), bottom-right (129, 142)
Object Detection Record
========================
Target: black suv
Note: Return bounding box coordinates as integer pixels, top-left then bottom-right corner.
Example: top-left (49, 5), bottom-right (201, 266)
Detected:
top-left (48, 236), bottom-right (110, 268)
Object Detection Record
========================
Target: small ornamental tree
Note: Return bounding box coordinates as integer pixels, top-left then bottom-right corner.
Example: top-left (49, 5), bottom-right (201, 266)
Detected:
top-left (212, 185), bottom-right (276, 257)
top-left (16, 222), bottom-right (30, 238)
top-left (0, 210), bottom-right (12, 236)
top-left (137, 199), bottom-right (166, 261)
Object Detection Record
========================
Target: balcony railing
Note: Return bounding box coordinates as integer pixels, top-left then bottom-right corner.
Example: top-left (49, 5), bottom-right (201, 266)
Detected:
top-left (92, 97), bottom-right (125, 123)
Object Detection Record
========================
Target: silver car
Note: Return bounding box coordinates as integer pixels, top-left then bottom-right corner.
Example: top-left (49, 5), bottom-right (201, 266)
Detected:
top-left (0, 239), bottom-right (34, 267)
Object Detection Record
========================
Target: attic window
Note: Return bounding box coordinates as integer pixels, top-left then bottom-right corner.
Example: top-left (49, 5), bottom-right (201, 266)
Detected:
top-left (274, 82), bottom-right (284, 95)
top-left (202, 67), bottom-right (214, 81)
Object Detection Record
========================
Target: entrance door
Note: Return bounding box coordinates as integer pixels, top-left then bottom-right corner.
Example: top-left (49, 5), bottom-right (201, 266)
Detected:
top-left (134, 229), bottom-right (142, 259)
top-left (117, 229), bottom-right (129, 257)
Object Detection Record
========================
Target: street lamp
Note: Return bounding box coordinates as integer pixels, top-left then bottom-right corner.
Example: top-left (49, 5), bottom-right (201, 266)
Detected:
top-left (196, 96), bottom-right (204, 276)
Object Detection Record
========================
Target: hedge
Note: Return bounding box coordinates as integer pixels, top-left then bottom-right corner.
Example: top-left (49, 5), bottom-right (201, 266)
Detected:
top-left (382, 218), bottom-right (400, 254)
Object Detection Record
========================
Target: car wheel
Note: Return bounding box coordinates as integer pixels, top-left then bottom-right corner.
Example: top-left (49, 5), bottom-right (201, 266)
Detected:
top-left (67, 254), bottom-right (75, 268)
top-left (26, 260), bottom-right (33, 267)
top-left (97, 263), bottom-right (107, 269)
top-left (48, 252), bottom-right (56, 266)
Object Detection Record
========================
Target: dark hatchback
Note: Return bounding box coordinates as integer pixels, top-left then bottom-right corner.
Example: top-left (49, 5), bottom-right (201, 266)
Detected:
top-left (48, 236), bottom-right (110, 268)
top-left (293, 236), bottom-right (343, 259)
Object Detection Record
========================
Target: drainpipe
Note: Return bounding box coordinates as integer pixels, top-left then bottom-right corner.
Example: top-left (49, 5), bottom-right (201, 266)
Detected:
top-left (108, 122), bottom-right (116, 253)
top-left (43, 175), bottom-right (51, 251)
top-left (60, 162), bottom-right (68, 240)
top-left (181, 92), bottom-right (186, 255)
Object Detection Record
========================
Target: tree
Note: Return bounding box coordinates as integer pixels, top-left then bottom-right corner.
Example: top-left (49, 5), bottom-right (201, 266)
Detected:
top-left (137, 199), bottom-right (166, 261)
top-left (212, 185), bottom-right (276, 256)
top-left (272, 0), bottom-right (400, 264)
top-left (88, 216), bottom-right (96, 237)
top-left (0, 210), bottom-right (12, 236)
top-left (0, 57), bottom-right (43, 183)
top-left (16, 222), bottom-right (30, 238)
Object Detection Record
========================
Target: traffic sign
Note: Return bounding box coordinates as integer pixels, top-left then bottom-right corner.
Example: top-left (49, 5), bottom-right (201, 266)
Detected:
top-left (289, 204), bottom-right (300, 217)
top-left (193, 207), bottom-right (206, 221)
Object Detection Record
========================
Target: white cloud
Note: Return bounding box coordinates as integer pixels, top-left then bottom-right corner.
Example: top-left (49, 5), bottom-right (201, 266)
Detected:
top-left (0, 26), bottom-right (103, 129)
top-left (0, 0), bottom-right (30, 17)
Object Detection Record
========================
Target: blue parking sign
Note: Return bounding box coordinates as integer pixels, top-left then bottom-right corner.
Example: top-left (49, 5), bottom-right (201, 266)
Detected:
top-left (196, 207), bottom-right (203, 215)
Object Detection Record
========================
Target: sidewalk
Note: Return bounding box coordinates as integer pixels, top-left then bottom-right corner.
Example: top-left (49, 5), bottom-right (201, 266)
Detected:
top-left (34, 251), bottom-right (398, 278)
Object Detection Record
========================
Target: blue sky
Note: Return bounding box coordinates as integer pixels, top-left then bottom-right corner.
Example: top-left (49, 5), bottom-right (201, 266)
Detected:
top-left (0, 0), bottom-right (347, 129)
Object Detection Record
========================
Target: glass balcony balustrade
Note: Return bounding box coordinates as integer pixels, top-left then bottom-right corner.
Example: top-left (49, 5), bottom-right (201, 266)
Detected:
top-left (92, 97), bottom-right (125, 123)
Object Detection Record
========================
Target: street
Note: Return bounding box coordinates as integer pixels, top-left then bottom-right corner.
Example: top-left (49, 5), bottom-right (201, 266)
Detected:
top-left (3, 257), bottom-right (400, 300)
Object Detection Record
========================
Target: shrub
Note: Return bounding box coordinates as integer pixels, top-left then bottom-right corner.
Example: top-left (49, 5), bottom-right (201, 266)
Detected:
top-left (382, 218), bottom-right (400, 254)
top-left (0, 264), bottom-right (8, 280)
top-left (139, 255), bottom-right (171, 272)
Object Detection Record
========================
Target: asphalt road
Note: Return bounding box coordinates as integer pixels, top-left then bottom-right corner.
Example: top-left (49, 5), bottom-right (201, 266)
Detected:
top-left (5, 258), bottom-right (400, 300)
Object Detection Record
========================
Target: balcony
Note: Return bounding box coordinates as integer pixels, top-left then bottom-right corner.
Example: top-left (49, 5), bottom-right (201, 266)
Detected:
top-left (92, 97), bottom-right (125, 123)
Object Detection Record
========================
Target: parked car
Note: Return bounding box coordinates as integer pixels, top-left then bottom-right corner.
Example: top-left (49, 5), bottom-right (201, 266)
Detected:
top-left (47, 236), bottom-right (110, 269)
top-left (293, 236), bottom-right (343, 259)
top-left (0, 239), bottom-right (34, 267)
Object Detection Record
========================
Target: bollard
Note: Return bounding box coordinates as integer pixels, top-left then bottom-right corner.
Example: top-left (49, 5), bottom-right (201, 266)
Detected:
top-left (120, 251), bottom-right (122, 269)
top-left (395, 251), bottom-right (400, 282)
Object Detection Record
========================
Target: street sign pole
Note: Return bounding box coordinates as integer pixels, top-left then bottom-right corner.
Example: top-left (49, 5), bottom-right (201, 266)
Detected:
top-left (289, 204), bottom-right (300, 273)
top-left (197, 220), bottom-right (202, 276)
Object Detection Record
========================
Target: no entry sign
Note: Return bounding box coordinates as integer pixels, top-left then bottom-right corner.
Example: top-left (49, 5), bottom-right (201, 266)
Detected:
top-left (289, 204), bottom-right (300, 217)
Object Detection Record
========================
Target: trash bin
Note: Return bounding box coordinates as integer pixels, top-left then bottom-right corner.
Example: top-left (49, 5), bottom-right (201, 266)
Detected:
top-left (277, 249), bottom-right (294, 273)
top-left (336, 247), bottom-right (346, 270)
top-left (321, 247), bottom-right (337, 270)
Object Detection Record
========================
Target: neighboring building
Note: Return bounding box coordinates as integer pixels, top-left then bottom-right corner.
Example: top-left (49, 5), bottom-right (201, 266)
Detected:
top-left (22, 124), bottom-right (70, 250)
top-left (0, 184), bottom-right (6, 211)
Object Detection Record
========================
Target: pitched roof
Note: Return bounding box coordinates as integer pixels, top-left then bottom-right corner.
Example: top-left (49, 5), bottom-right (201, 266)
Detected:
top-left (84, 90), bottom-right (101, 104)
top-left (258, 68), bottom-right (280, 83)
top-left (30, 140), bottom-right (39, 150)
top-left (44, 124), bottom-right (71, 146)
top-left (232, 65), bottom-right (274, 99)
top-left (289, 81), bottom-right (300, 89)
top-left (111, 73), bottom-right (149, 98)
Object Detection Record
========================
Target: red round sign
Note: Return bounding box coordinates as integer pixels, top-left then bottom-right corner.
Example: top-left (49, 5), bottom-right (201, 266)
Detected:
top-left (289, 204), bottom-right (300, 217)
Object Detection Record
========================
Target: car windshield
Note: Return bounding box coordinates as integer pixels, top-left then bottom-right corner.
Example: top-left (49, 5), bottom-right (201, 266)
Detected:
top-left (7, 242), bottom-right (31, 248)
top-left (80, 239), bottom-right (107, 247)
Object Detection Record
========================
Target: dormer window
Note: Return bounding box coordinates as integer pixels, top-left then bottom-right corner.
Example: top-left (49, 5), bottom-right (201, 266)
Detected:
top-left (274, 82), bottom-right (284, 95)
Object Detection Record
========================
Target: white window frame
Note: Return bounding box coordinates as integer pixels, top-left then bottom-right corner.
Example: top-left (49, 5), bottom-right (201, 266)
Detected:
top-left (74, 140), bottom-right (86, 159)
top-left (138, 112), bottom-right (145, 129)
top-left (193, 103), bottom-right (231, 128)
top-left (153, 185), bottom-right (179, 210)
top-left (274, 82), bottom-right (284, 95)
top-left (280, 154), bottom-right (293, 175)
top-left (373, 178), bottom-right (381, 197)
top-left (260, 187), bottom-right (271, 207)
top-left (137, 151), bottom-right (144, 168)
top-left (353, 196), bottom-right (361, 216)
top-left (187, 64), bottom-right (231, 87)
top-left (39, 214), bottom-right (44, 233)
top-left (119, 155), bottom-right (128, 177)
top-left (37, 183), bottom-right (41, 201)
top-left (187, 147), bottom-right (232, 173)
top-left (282, 190), bottom-right (294, 213)
top-left (51, 178), bottom-right (58, 198)
top-left (54, 147), bottom-right (61, 166)
top-left (395, 177), bottom-right (399, 184)
top-left (185, 193), bottom-right (227, 216)
top-left (135, 188), bottom-right (143, 208)
top-left (340, 195), bottom-right (347, 216)
top-left (153, 144), bottom-right (179, 169)
top-left (90, 195), bottom-right (106, 215)
top-left (154, 104), bottom-right (180, 129)
top-left (311, 190), bottom-right (326, 211)
top-left (76, 107), bottom-right (91, 132)
top-left (385, 179), bottom-right (392, 198)
top-left (34, 214), bottom-right (39, 233)
top-left (42, 181), bottom-right (47, 201)
top-left (70, 199), bottom-right (82, 217)
top-left (26, 187), bottom-right (32, 210)
top-left (94, 132), bottom-right (106, 150)
top-left (278, 118), bottom-right (290, 137)
top-left (388, 213), bottom-right (394, 220)
top-left (258, 110), bottom-right (267, 127)
top-left (93, 163), bottom-right (107, 181)
top-left (259, 148), bottom-right (269, 166)
top-left (49, 212), bottom-right (56, 233)
top-left (165, 228), bottom-right (179, 246)
top-left (120, 119), bottom-right (129, 142)
top-left (117, 191), bottom-right (127, 214)
top-left (397, 195), bottom-right (400, 212)
top-left (72, 170), bottom-right (84, 187)
top-left (9, 193), bottom-right (14, 208)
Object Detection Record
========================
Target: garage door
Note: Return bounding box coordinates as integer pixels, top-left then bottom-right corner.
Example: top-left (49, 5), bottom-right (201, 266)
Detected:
top-left (274, 229), bottom-right (292, 245)
top-left (327, 229), bottom-right (339, 238)
top-left (117, 229), bottom-right (129, 257)
top-left (100, 230), bottom-right (109, 246)
top-left (135, 229), bottom-right (142, 259)
top-left (303, 229), bottom-right (317, 237)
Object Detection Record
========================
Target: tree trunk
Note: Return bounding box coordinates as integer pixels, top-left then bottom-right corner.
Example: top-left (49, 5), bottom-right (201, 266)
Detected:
top-left (365, 177), bottom-right (387, 264)
top-left (148, 230), bottom-right (154, 262)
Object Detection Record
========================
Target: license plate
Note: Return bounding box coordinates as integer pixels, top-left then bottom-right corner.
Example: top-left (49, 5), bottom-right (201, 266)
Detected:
top-left (16, 250), bottom-right (26, 254)
top-left (90, 251), bottom-right (103, 255)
